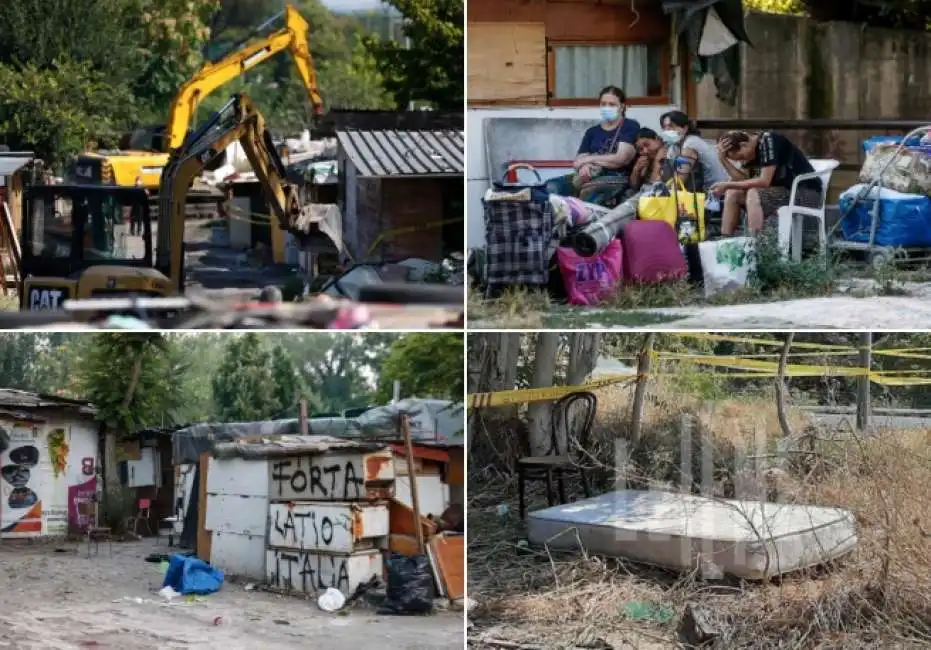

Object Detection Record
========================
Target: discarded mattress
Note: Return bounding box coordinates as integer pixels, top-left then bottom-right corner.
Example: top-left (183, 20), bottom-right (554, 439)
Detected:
top-left (527, 490), bottom-right (858, 579)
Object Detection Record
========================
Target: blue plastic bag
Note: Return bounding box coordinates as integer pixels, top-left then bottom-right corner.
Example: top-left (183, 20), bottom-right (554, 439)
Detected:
top-left (162, 553), bottom-right (224, 595)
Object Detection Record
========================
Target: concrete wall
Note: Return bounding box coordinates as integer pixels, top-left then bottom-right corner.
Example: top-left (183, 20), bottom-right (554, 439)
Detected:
top-left (467, 105), bottom-right (677, 248)
top-left (696, 11), bottom-right (931, 194)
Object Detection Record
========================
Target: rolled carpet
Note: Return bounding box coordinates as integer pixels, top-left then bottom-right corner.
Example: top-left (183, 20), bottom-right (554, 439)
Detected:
top-left (571, 191), bottom-right (641, 257)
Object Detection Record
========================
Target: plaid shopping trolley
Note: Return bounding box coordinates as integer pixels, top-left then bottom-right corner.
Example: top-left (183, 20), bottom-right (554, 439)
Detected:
top-left (482, 164), bottom-right (555, 299)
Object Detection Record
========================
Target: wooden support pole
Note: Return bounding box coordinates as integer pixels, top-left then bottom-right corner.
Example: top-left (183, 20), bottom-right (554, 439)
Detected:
top-left (299, 398), bottom-right (308, 436)
top-left (857, 332), bottom-right (872, 431)
top-left (401, 414), bottom-right (426, 555)
top-left (629, 333), bottom-right (656, 447)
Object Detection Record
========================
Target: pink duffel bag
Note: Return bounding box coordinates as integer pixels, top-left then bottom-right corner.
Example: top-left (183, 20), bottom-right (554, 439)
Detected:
top-left (556, 239), bottom-right (623, 305)
top-left (622, 220), bottom-right (687, 284)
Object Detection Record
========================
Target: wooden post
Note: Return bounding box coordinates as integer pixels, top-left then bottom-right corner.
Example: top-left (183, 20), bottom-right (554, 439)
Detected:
top-left (299, 399), bottom-right (308, 436)
top-left (401, 414), bottom-right (426, 555)
top-left (857, 332), bottom-right (872, 431)
top-left (629, 333), bottom-right (656, 447)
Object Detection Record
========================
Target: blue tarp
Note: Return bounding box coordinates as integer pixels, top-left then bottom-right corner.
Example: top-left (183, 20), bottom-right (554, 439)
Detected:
top-left (162, 553), bottom-right (224, 595)
top-left (862, 135), bottom-right (924, 154)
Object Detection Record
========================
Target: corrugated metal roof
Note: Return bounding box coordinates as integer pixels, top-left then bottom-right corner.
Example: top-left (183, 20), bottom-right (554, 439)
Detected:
top-left (0, 389), bottom-right (96, 414)
top-left (336, 129), bottom-right (463, 178)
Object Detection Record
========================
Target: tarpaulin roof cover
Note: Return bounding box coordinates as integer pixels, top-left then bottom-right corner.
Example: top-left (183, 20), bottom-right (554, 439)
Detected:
top-left (211, 435), bottom-right (388, 460)
top-left (172, 398), bottom-right (463, 464)
top-left (356, 398), bottom-right (463, 446)
top-left (662, 0), bottom-right (751, 106)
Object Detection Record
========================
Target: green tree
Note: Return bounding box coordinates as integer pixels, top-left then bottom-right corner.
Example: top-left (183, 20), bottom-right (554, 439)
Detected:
top-left (211, 333), bottom-right (280, 421)
top-left (0, 61), bottom-right (140, 166)
top-left (270, 343), bottom-right (321, 415)
top-left (365, 0), bottom-right (463, 109)
top-left (274, 333), bottom-right (395, 413)
top-left (78, 333), bottom-right (186, 433)
top-left (377, 333), bottom-right (463, 402)
top-left (131, 0), bottom-right (220, 114)
top-left (0, 333), bottom-right (41, 391)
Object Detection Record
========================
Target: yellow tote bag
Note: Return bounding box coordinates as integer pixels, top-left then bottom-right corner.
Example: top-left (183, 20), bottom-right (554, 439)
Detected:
top-left (637, 177), bottom-right (706, 243)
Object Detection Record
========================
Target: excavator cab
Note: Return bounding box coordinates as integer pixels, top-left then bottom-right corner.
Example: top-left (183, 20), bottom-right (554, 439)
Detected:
top-left (19, 185), bottom-right (172, 311)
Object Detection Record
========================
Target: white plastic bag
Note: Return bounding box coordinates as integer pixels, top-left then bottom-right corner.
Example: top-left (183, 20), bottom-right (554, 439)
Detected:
top-left (317, 587), bottom-right (346, 612)
top-left (699, 237), bottom-right (755, 298)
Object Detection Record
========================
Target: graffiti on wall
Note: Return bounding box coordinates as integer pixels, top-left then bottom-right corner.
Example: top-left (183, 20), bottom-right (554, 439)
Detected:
top-left (1, 426), bottom-right (41, 534)
top-left (266, 549), bottom-right (352, 595)
top-left (269, 454), bottom-right (366, 501)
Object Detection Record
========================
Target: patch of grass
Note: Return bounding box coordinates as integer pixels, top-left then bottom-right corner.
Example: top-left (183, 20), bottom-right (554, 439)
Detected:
top-left (467, 285), bottom-right (550, 328)
top-left (543, 308), bottom-right (683, 329)
top-left (606, 279), bottom-right (695, 310)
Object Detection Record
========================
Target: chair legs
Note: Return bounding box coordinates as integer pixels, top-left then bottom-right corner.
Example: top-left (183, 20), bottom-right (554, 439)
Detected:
top-left (518, 467), bottom-right (593, 521)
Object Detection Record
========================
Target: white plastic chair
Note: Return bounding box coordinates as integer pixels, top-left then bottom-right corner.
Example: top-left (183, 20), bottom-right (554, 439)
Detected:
top-left (776, 158), bottom-right (840, 262)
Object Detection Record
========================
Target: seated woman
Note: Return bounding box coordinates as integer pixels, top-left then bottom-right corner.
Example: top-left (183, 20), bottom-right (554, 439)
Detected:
top-left (631, 128), bottom-right (671, 191)
top-left (545, 85), bottom-right (639, 206)
top-left (711, 130), bottom-right (822, 236)
top-left (658, 110), bottom-right (731, 192)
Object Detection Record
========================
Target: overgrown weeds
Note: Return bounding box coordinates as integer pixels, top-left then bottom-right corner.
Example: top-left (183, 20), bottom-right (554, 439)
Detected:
top-left (468, 377), bottom-right (931, 648)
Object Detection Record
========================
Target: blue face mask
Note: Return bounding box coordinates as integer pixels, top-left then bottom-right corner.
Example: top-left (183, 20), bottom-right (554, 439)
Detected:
top-left (600, 106), bottom-right (620, 122)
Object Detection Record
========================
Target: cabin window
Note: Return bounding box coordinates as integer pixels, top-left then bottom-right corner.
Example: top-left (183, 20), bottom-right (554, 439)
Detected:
top-left (548, 42), bottom-right (666, 104)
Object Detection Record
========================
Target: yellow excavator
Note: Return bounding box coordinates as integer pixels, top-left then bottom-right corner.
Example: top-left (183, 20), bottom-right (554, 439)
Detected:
top-left (19, 94), bottom-right (301, 310)
top-left (71, 4), bottom-right (323, 190)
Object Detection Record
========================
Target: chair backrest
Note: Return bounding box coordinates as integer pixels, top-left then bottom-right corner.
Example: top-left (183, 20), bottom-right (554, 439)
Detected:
top-left (806, 158), bottom-right (840, 208)
top-left (548, 391), bottom-right (598, 459)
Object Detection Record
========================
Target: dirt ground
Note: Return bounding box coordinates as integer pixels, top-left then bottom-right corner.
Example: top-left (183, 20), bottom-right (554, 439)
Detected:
top-left (0, 538), bottom-right (462, 650)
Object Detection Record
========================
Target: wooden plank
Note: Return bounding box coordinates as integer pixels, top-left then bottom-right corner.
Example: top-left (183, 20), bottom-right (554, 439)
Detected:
top-left (196, 452), bottom-right (212, 563)
top-left (389, 498), bottom-right (437, 539)
top-left (430, 534), bottom-right (465, 600)
top-left (468, 22), bottom-right (547, 105)
top-left (388, 533), bottom-right (421, 556)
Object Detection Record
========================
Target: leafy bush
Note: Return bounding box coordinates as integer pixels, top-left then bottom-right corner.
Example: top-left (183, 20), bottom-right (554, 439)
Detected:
top-left (749, 230), bottom-right (836, 298)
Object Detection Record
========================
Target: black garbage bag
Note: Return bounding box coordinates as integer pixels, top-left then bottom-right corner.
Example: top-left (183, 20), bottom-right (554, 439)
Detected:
top-left (378, 553), bottom-right (435, 615)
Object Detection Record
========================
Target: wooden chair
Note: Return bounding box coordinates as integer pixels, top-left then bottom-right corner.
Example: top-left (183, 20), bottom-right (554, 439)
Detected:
top-left (126, 498), bottom-right (152, 536)
top-left (517, 391), bottom-right (598, 520)
top-left (78, 499), bottom-right (112, 557)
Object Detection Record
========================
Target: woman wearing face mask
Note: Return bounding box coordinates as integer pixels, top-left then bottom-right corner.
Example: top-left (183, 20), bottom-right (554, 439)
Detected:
top-left (545, 85), bottom-right (640, 204)
top-left (658, 111), bottom-right (731, 192)
top-left (711, 130), bottom-right (821, 236)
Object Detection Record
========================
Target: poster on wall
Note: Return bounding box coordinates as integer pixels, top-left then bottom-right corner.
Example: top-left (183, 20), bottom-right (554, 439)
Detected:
top-left (0, 424), bottom-right (43, 534)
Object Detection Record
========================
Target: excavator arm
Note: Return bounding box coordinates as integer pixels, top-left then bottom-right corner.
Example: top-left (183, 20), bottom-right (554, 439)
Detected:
top-left (165, 4), bottom-right (324, 152)
top-left (157, 94), bottom-right (301, 291)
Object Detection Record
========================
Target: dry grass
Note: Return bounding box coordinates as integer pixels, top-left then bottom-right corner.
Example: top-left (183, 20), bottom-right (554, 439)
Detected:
top-left (468, 378), bottom-right (931, 649)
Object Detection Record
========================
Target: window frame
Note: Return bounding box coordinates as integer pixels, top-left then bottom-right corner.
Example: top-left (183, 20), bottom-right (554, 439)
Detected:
top-left (545, 37), bottom-right (671, 107)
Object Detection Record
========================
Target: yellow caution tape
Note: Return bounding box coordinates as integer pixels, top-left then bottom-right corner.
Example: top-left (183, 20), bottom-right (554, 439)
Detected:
top-left (468, 338), bottom-right (931, 409)
top-left (468, 374), bottom-right (637, 408)
top-left (656, 353), bottom-right (868, 377)
top-left (676, 332), bottom-right (858, 351)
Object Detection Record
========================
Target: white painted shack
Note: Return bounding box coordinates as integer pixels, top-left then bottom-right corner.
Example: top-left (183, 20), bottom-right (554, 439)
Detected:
top-left (201, 436), bottom-right (395, 598)
top-left (0, 389), bottom-right (99, 539)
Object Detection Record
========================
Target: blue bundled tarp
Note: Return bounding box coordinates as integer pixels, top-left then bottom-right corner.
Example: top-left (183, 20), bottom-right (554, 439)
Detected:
top-left (839, 184), bottom-right (931, 247)
top-left (163, 553), bottom-right (224, 595)
top-left (862, 135), bottom-right (923, 154)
